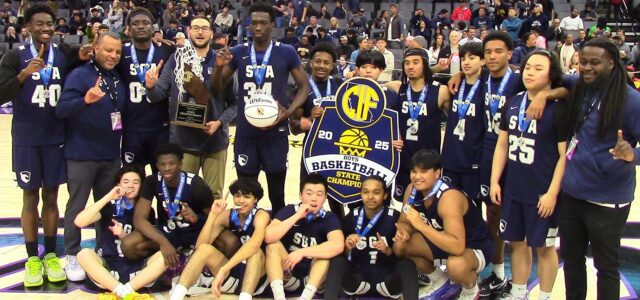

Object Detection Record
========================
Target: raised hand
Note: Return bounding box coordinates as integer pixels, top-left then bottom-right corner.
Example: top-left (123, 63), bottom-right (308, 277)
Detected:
top-left (144, 59), bottom-right (164, 89)
top-left (108, 219), bottom-right (125, 239)
top-left (345, 234), bottom-right (360, 250)
top-left (179, 202), bottom-right (198, 224)
top-left (609, 130), bottom-right (635, 162)
top-left (295, 203), bottom-right (312, 220)
top-left (215, 46), bottom-right (233, 67)
top-left (210, 198), bottom-right (227, 215)
top-left (84, 76), bottom-right (105, 104)
top-left (20, 44), bottom-right (45, 77)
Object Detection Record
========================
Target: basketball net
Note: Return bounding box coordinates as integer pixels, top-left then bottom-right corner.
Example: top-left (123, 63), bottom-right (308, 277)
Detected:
top-left (173, 40), bottom-right (204, 103)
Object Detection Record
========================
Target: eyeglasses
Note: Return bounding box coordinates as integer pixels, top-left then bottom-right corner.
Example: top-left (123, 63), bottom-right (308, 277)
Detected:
top-left (190, 26), bottom-right (211, 32)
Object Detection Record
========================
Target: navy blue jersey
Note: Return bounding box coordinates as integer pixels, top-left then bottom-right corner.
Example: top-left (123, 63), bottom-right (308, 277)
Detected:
top-left (343, 206), bottom-right (398, 268)
top-left (228, 207), bottom-right (262, 245)
top-left (99, 202), bottom-right (133, 258)
top-left (302, 76), bottom-right (342, 118)
top-left (13, 43), bottom-right (66, 146)
top-left (229, 42), bottom-right (301, 138)
top-left (482, 71), bottom-right (523, 162)
top-left (274, 204), bottom-right (342, 252)
top-left (442, 81), bottom-right (485, 172)
top-left (411, 181), bottom-right (491, 260)
top-left (118, 43), bottom-right (170, 132)
top-left (396, 82), bottom-right (444, 170)
top-left (499, 93), bottom-right (567, 205)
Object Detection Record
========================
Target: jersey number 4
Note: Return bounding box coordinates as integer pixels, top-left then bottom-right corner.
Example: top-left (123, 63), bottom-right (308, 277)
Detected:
top-left (31, 84), bottom-right (61, 107)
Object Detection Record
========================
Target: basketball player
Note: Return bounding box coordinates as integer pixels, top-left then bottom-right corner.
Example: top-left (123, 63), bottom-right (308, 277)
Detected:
top-left (385, 48), bottom-right (450, 202)
top-left (0, 4), bottom-right (71, 286)
top-left (121, 143), bottom-right (213, 269)
top-left (324, 175), bottom-right (419, 300)
top-left (265, 173), bottom-right (344, 300)
top-left (118, 8), bottom-right (171, 173)
top-left (212, 1), bottom-right (310, 214)
top-left (169, 178), bottom-right (270, 300)
top-left (74, 165), bottom-right (162, 300)
top-left (490, 50), bottom-right (567, 300)
top-left (394, 150), bottom-right (494, 300)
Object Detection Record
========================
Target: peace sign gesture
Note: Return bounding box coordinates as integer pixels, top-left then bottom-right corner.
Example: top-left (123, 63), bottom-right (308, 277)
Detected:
top-left (144, 60), bottom-right (164, 89)
top-left (85, 76), bottom-right (106, 104)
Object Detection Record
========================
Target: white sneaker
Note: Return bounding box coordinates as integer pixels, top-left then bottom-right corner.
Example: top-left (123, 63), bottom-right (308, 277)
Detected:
top-left (64, 255), bottom-right (86, 281)
top-left (186, 272), bottom-right (214, 296)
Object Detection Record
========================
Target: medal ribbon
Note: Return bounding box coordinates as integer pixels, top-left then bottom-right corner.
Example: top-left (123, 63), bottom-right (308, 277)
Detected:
top-left (309, 76), bottom-right (332, 100)
top-left (114, 196), bottom-right (134, 218)
top-left (487, 69), bottom-right (512, 116)
top-left (355, 207), bottom-right (384, 237)
top-left (231, 207), bottom-right (257, 232)
top-left (250, 42), bottom-right (273, 86)
top-left (457, 79), bottom-right (480, 120)
top-left (29, 42), bottom-right (54, 88)
top-left (91, 60), bottom-right (119, 111)
top-left (406, 84), bottom-right (428, 121)
top-left (130, 44), bottom-right (155, 84)
top-left (518, 92), bottom-right (532, 135)
top-left (161, 172), bottom-right (186, 220)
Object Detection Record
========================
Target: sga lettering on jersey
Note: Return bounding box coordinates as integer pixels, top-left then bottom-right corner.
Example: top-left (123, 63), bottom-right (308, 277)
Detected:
top-left (291, 232), bottom-right (318, 249)
top-left (304, 78), bottom-right (400, 204)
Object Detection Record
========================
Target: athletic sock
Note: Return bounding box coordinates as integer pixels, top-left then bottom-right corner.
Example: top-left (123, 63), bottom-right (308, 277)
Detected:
top-left (169, 284), bottom-right (188, 300)
top-left (25, 241), bottom-right (38, 258)
top-left (44, 236), bottom-right (56, 254)
top-left (462, 284), bottom-right (479, 296)
top-left (510, 283), bottom-right (527, 298)
top-left (114, 283), bottom-right (132, 299)
top-left (492, 263), bottom-right (505, 280)
top-left (270, 280), bottom-right (286, 300)
top-left (299, 284), bottom-right (317, 300)
top-left (238, 292), bottom-right (253, 300)
top-left (427, 268), bottom-right (447, 283)
top-left (538, 291), bottom-right (551, 300)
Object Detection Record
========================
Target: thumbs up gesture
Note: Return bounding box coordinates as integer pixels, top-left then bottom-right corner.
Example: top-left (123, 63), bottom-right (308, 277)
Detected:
top-left (144, 60), bottom-right (164, 89)
top-left (85, 76), bottom-right (106, 104)
top-left (609, 130), bottom-right (635, 162)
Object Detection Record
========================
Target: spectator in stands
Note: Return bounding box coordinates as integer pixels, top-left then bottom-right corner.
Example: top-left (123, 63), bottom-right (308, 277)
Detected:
top-left (531, 26), bottom-right (547, 48)
top-left (588, 17), bottom-right (611, 38)
top-left (162, 1), bottom-right (178, 29)
top-left (327, 17), bottom-right (342, 39)
top-left (280, 26), bottom-right (300, 45)
top-left (350, 8), bottom-right (367, 35)
top-left (437, 30), bottom-right (462, 74)
top-left (608, 0), bottom-right (623, 20)
top-left (480, 27), bottom-right (489, 40)
top-left (0, 11), bottom-right (7, 25)
top-left (69, 13), bottom-right (86, 35)
top-left (273, 0), bottom-right (287, 28)
top-left (432, 9), bottom-right (451, 30)
top-left (350, 36), bottom-right (371, 66)
top-left (305, 2), bottom-right (320, 19)
top-left (213, 6), bottom-right (233, 34)
top-left (1, 0), bottom-right (16, 17)
top-left (613, 35), bottom-right (630, 64)
top-left (516, 0), bottom-right (534, 19)
top-left (333, 0), bottom-right (347, 20)
top-left (580, 3), bottom-right (598, 21)
top-left (107, 0), bottom-right (124, 34)
top-left (374, 38), bottom-right (394, 82)
top-left (211, 32), bottom-right (228, 50)
top-left (501, 7), bottom-right (523, 42)
top-left (173, 31), bottom-right (185, 46)
top-left (451, 0), bottom-right (472, 22)
top-left (428, 33), bottom-right (446, 67)
top-left (547, 18), bottom-right (565, 42)
top-left (373, 10), bottom-right (389, 30)
top-left (410, 8), bottom-right (429, 36)
top-left (566, 51), bottom-right (579, 74)
top-left (412, 35), bottom-right (428, 50)
top-left (296, 35), bottom-right (312, 60)
top-left (616, 29), bottom-right (626, 43)
top-left (290, 16), bottom-right (305, 37)
top-left (413, 20), bottom-right (431, 46)
top-left (164, 19), bottom-right (181, 41)
top-left (510, 31), bottom-right (537, 64)
top-left (537, 0), bottom-right (554, 19)
top-left (575, 29), bottom-right (587, 48)
top-left (337, 35), bottom-right (355, 58)
top-left (304, 27), bottom-right (317, 45)
top-left (316, 27), bottom-right (333, 44)
top-left (86, 22), bottom-right (101, 43)
top-left (89, 6), bottom-right (104, 24)
top-left (292, 0), bottom-right (307, 22)
top-left (472, 1), bottom-right (489, 19)
top-left (18, 26), bottom-right (28, 43)
top-left (460, 26), bottom-right (482, 45)
top-left (560, 8), bottom-right (584, 31)
top-left (304, 15), bottom-right (322, 37)
top-left (55, 18), bottom-right (70, 35)
top-left (4, 25), bottom-right (18, 45)
top-left (347, 0), bottom-right (360, 14)
top-left (217, 0), bottom-right (232, 11)
top-left (492, 0), bottom-right (510, 29)
top-left (519, 3), bottom-right (549, 39)
top-left (559, 34), bottom-right (578, 73)
top-left (472, 7), bottom-right (492, 30)
top-left (346, 28), bottom-right (358, 48)
top-left (457, 20), bottom-right (467, 32)
top-left (319, 3), bottom-right (331, 20)
top-left (384, 4), bottom-right (404, 49)
top-left (337, 54), bottom-right (351, 77)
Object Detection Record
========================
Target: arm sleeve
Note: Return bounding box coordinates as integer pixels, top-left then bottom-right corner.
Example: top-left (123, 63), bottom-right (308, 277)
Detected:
top-left (146, 55), bottom-right (175, 104)
top-left (139, 175), bottom-right (157, 200)
top-left (286, 44), bottom-right (302, 71)
top-left (56, 69), bottom-right (90, 119)
top-left (324, 213), bottom-right (343, 233)
top-left (554, 101), bottom-right (570, 142)
top-left (0, 49), bottom-right (22, 104)
top-left (274, 205), bottom-right (293, 221)
top-left (498, 96), bottom-right (511, 131)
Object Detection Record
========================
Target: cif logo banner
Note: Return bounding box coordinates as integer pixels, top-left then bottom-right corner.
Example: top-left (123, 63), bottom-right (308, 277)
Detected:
top-left (303, 77), bottom-right (400, 204)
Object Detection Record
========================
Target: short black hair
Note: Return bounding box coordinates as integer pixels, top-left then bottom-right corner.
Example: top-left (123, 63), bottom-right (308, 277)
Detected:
top-left (249, 1), bottom-right (276, 22)
top-left (519, 49), bottom-right (565, 89)
top-left (356, 50), bottom-right (386, 69)
top-left (460, 42), bottom-right (484, 58)
top-left (126, 7), bottom-right (156, 25)
top-left (483, 30), bottom-right (514, 50)
top-left (285, 26), bottom-right (294, 33)
top-left (229, 178), bottom-right (264, 200)
top-left (411, 149), bottom-right (442, 171)
top-left (309, 42), bottom-right (338, 62)
top-left (402, 48), bottom-right (432, 83)
top-left (155, 143), bottom-right (184, 161)
top-left (190, 15), bottom-right (212, 26)
top-left (362, 175), bottom-right (387, 193)
top-left (114, 164), bottom-right (145, 185)
top-left (522, 31), bottom-right (534, 43)
top-left (300, 173), bottom-right (328, 193)
top-left (25, 4), bottom-right (55, 24)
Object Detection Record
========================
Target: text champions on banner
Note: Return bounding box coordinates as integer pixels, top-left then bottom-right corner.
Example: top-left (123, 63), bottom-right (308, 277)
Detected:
top-left (303, 77), bottom-right (400, 204)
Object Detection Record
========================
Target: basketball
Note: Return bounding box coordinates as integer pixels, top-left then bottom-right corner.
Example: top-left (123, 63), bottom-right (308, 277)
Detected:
top-left (244, 93), bottom-right (280, 128)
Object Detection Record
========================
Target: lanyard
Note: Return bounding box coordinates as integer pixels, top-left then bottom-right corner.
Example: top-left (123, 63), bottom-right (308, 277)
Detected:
top-left (355, 207), bottom-right (384, 237)
top-left (518, 92), bottom-right (532, 135)
top-left (575, 94), bottom-right (600, 134)
top-left (231, 207), bottom-right (257, 233)
top-left (114, 196), bottom-right (134, 218)
top-left (91, 60), bottom-right (119, 111)
top-left (406, 84), bottom-right (428, 121)
top-left (29, 42), bottom-right (54, 88)
top-left (407, 179), bottom-right (443, 206)
top-left (457, 79), bottom-right (480, 120)
top-left (250, 42), bottom-right (273, 86)
top-left (130, 44), bottom-right (155, 84)
top-left (487, 69), bottom-right (512, 116)
top-left (161, 172), bottom-right (186, 220)
top-left (309, 76), bottom-right (332, 100)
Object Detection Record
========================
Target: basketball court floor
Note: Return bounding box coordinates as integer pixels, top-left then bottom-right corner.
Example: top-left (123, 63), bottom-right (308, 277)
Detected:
top-left (0, 113), bottom-right (638, 299)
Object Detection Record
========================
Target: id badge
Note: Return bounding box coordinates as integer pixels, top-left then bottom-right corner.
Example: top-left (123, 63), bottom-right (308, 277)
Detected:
top-left (566, 136), bottom-right (579, 160)
top-left (111, 111), bottom-right (122, 131)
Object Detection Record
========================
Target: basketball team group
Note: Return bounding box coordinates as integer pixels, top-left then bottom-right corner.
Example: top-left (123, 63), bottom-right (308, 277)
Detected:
top-left (0, 1), bottom-right (638, 300)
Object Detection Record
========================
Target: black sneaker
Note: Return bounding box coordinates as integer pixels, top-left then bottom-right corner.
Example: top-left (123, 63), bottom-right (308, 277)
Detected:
top-left (479, 272), bottom-right (508, 298)
top-left (417, 272), bottom-right (430, 286)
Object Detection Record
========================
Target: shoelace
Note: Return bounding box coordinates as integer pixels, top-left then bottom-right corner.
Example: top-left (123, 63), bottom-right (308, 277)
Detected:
top-left (68, 257), bottom-right (79, 269)
top-left (26, 260), bottom-right (41, 276)
top-left (44, 257), bottom-right (62, 272)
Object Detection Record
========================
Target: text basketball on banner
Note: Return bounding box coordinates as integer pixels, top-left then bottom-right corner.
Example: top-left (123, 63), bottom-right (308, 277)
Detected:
top-left (303, 77), bottom-right (400, 204)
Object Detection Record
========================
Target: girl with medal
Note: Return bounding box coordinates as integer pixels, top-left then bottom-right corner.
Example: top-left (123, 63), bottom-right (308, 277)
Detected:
top-left (324, 176), bottom-right (419, 300)
top-left (394, 150), bottom-right (494, 300)
top-left (490, 50), bottom-right (568, 300)
top-left (441, 42), bottom-right (486, 206)
top-left (75, 165), bottom-right (163, 300)
top-left (169, 178), bottom-right (271, 300)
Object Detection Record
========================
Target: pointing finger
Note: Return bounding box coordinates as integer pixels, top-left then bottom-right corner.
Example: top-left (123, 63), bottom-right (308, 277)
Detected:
top-left (95, 76), bottom-right (102, 88)
top-left (617, 130), bottom-right (624, 143)
top-left (156, 59), bottom-right (164, 71)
